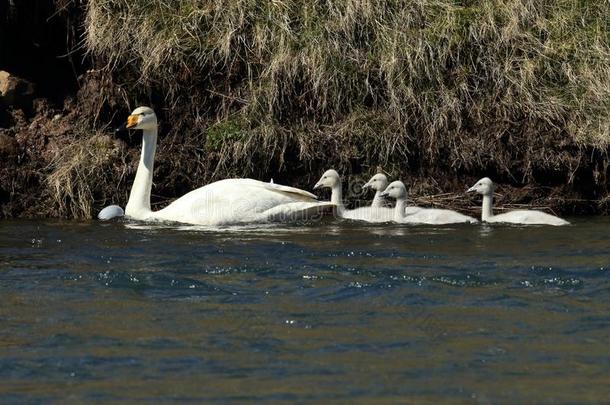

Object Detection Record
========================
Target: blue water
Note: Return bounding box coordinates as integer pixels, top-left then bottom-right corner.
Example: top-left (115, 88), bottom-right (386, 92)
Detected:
top-left (1, 219), bottom-right (609, 403)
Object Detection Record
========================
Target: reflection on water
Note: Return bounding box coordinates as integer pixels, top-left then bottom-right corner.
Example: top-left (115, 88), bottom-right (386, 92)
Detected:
top-left (0, 218), bottom-right (609, 403)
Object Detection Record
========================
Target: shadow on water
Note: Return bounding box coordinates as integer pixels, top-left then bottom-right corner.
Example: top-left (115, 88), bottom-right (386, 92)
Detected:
top-left (0, 218), bottom-right (609, 403)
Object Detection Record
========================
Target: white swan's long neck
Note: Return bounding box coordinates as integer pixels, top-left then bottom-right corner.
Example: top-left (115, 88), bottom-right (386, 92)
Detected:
top-left (394, 197), bottom-right (407, 222)
top-left (482, 193), bottom-right (493, 221)
top-left (331, 184), bottom-right (344, 213)
top-left (371, 191), bottom-right (384, 207)
top-left (125, 127), bottom-right (157, 218)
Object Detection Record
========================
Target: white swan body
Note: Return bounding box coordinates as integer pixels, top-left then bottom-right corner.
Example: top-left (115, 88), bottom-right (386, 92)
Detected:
top-left (381, 181), bottom-right (478, 224)
top-left (467, 177), bottom-right (569, 226)
top-left (481, 210), bottom-right (569, 225)
top-left (405, 206), bottom-right (422, 215)
top-left (314, 169), bottom-right (395, 222)
top-left (401, 208), bottom-right (477, 224)
top-left (147, 179), bottom-right (334, 225)
top-left (342, 206), bottom-right (395, 223)
top-left (116, 107), bottom-right (334, 225)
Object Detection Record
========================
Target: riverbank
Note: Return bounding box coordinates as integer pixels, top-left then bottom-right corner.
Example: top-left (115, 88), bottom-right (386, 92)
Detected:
top-left (1, 0), bottom-right (609, 219)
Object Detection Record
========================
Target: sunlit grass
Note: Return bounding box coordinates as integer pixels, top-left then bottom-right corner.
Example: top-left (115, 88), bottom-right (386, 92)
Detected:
top-left (44, 0), bottom-right (610, 217)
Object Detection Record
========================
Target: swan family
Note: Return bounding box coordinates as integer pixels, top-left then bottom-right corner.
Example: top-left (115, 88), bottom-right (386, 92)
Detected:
top-left (100, 107), bottom-right (334, 226)
top-left (99, 107), bottom-right (570, 227)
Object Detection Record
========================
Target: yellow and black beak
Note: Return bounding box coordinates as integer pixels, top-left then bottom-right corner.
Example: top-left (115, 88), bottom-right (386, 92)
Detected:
top-left (126, 114), bottom-right (139, 129)
top-left (116, 114), bottom-right (139, 132)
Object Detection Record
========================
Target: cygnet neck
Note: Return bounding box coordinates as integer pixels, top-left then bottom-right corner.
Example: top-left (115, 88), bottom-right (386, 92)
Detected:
top-left (394, 196), bottom-right (407, 222)
top-left (481, 193), bottom-right (493, 221)
top-left (371, 190), bottom-right (385, 208)
top-left (330, 183), bottom-right (344, 212)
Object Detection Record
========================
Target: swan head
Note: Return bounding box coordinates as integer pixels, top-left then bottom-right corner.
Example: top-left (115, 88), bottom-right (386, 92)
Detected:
top-left (363, 173), bottom-right (388, 191)
top-left (313, 169), bottom-right (341, 190)
top-left (467, 177), bottom-right (494, 196)
top-left (120, 106), bottom-right (158, 131)
top-left (379, 181), bottom-right (407, 199)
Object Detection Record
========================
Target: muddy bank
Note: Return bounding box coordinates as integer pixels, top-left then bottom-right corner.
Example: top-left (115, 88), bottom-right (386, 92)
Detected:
top-left (0, 76), bottom-right (606, 220)
top-left (0, 98), bottom-right (607, 219)
top-left (0, 1), bottom-right (609, 219)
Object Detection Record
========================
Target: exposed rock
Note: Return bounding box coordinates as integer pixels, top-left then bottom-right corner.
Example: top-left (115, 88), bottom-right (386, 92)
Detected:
top-left (0, 70), bottom-right (35, 109)
top-left (0, 132), bottom-right (19, 159)
top-left (0, 71), bottom-right (9, 95)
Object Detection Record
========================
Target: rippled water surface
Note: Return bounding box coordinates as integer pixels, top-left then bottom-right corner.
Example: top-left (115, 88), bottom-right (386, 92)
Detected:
top-left (1, 218), bottom-right (609, 403)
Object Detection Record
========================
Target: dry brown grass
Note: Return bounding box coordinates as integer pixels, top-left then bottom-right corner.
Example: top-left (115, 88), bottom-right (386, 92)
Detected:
top-left (85, 0), bottom-right (609, 146)
top-left (47, 131), bottom-right (127, 218)
top-left (47, 0), bottom-right (609, 216)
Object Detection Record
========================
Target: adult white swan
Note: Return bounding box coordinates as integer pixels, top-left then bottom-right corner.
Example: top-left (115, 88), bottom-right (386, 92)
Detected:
top-left (467, 177), bottom-right (569, 226)
top-left (313, 169), bottom-right (394, 222)
top-left (381, 181), bottom-right (478, 224)
top-left (100, 107), bottom-right (334, 225)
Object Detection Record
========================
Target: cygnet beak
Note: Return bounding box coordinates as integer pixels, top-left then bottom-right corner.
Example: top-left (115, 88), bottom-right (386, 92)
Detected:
top-left (466, 185), bottom-right (477, 193)
top-left (379, 190), bottom-right (389, 198)
top-left (313, 181), bottom-right (323, 190)
top-left (362, 181), bottom-right (371, 190)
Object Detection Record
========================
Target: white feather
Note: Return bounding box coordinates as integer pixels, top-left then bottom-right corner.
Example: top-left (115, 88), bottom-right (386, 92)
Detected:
top-left (98, 205), bottom-right (124, 220)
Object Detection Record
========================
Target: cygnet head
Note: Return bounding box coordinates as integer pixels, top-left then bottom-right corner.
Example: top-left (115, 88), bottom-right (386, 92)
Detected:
top-left (379, 181), bottom-right (407, 199)
top-left (314, 169), bottom-right (341, 190)
top-left (363, 173), bottom-right (389, 191)
top-left (119, 106), bottom-right (158, 131)
top-left (467, 177), bottom-right (494, 196)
